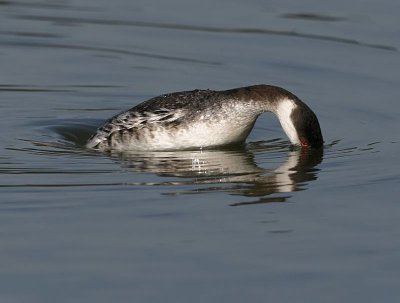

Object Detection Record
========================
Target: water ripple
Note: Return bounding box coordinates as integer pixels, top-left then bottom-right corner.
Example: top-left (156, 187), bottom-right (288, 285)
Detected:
top-left (0, 40), bottom-right (222, 65)
top-left (1, 119), bottom-right (384, 207)
top-left (17, 15), bottom-right (397, 51)
top-left (281, 13), bottom-right (346, 22)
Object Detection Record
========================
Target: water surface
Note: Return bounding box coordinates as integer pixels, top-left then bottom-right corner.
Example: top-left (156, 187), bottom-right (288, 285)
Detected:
top-left (1, 0), bottom-right (400, 302)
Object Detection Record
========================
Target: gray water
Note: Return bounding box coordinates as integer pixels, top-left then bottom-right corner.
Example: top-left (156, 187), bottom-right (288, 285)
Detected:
top-left (1, 0), bottom-right (400, 302)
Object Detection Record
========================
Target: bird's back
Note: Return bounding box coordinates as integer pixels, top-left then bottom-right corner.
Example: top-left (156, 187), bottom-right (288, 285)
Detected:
top-left (86, 89), bottom-right (256, 151)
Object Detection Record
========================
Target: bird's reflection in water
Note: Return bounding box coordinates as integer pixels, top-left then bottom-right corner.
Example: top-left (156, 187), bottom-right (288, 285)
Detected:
top-left (108, 140), bottom-right (323, 205)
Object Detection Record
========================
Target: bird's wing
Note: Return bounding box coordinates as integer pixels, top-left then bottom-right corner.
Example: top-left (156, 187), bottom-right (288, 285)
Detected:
top-left (86, 108), bottom-right (186, 148)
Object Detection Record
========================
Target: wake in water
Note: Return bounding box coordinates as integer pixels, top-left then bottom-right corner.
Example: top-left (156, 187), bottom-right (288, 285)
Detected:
top-left (11, 119), bottom-right (382, 205)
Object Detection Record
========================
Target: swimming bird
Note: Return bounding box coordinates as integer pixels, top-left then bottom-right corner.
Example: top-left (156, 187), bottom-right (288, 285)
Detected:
top-left (86, 85), bottom-right (323, 151)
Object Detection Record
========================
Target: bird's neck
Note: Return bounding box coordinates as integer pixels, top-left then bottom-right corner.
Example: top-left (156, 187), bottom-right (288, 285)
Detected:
top-left (272, 98), bottom-right (301, 146)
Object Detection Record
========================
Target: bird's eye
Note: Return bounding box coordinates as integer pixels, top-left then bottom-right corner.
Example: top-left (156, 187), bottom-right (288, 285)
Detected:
top-left (300, 137), bottom-right (309, 147)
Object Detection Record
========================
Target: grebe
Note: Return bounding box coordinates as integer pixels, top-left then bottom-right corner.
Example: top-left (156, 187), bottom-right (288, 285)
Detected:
top-left (86, 85), bottom-right (323, 151)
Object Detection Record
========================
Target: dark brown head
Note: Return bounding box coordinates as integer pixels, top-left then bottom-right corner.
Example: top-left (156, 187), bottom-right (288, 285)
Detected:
top-left (290, 100), bottom-right (324, 148)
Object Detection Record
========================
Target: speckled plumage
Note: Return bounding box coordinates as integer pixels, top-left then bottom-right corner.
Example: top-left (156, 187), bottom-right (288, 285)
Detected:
top-left (86, 85), bottom-right (323, 151)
